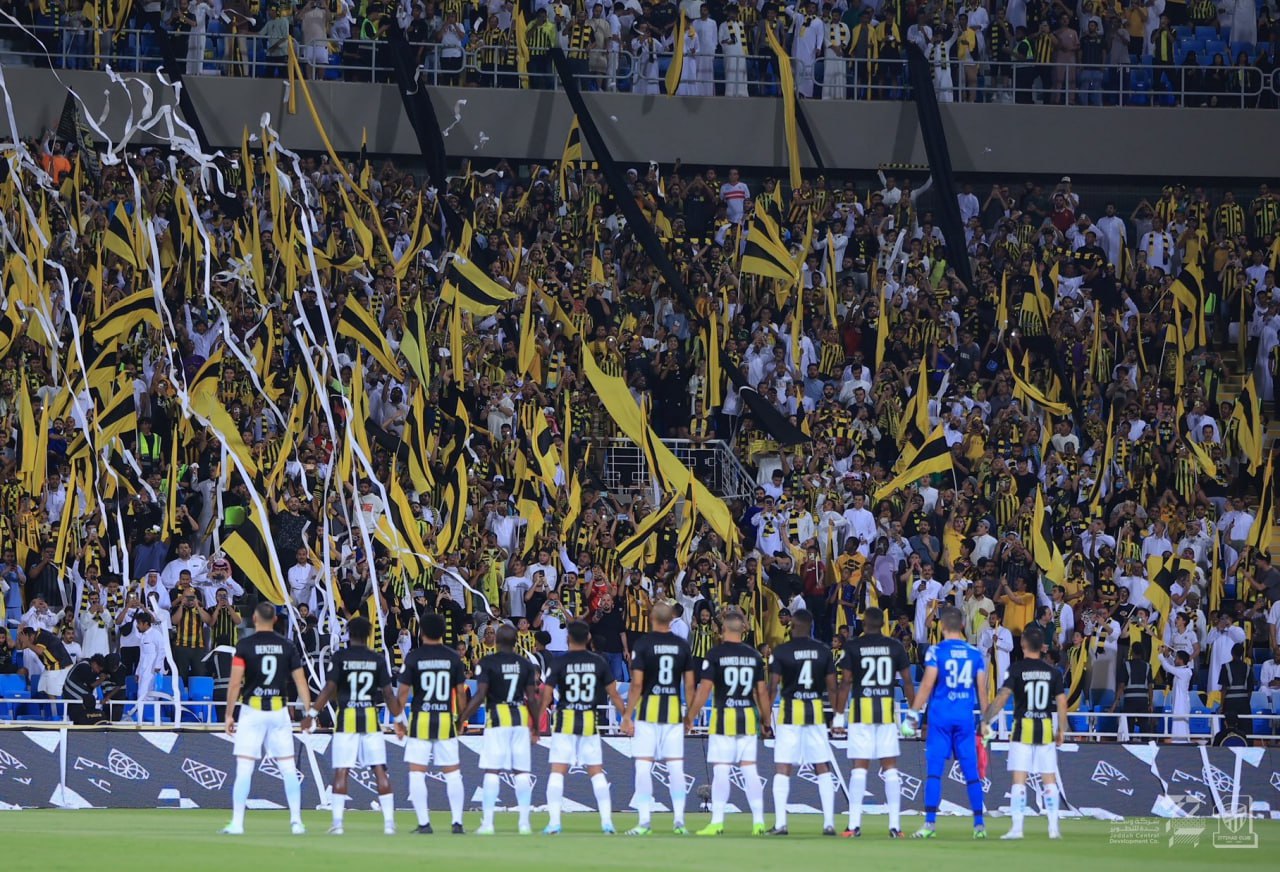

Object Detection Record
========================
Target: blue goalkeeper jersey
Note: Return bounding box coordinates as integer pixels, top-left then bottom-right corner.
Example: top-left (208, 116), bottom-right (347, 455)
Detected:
top-left (924, 638), bottom-right (985, 725)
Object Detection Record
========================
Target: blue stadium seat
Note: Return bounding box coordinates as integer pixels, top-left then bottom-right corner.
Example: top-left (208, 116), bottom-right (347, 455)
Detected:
top-left (0, 674), bottom-right (29, 720)
top-left (1067, 704), bottom-right (1090, 733)
top-left (1253, 664), bottom-right (1263, 686)
top-left (1174, 25), bottom-right (1193, 41)
top-left (1230, 40), bottom-right (1255, 59)
top-left (186, 676), bottom-right (215, 723)
top-left (1194, 26), bottom-right (1219, 42)
top-left (1189, 705), bottom-right (1213, 735)
top-left (1205, 40), bottom-right (1228, 59)
top-left (1153, 689), bottom-right (1167, 709)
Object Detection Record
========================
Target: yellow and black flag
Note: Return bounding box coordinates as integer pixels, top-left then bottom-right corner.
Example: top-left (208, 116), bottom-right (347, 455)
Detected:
top-left (402, 388), bottom-right (435, 494)
top-left (400, 298), bottom-right (432, 387)
top-left (221, 502), bottom-right (287, 605)
top-left (514, 450), bottom-right (545, 556)
top-left (899, 354), bottom-right (931, 446)
top-left (741, 203), bottom-right (798, 283)
top-left (522, 403), bottom-right (560, 489)
top-left (1247, 456), bottom-right (1274, 555)
top-left (1230, 374), bottom-right (1263, 475)
top-left (616, 492), bottom-right (678, 569)
top-left (95, 377), bottom-right (138, 446)
top-left (874, 424), bottom-right (953, 501)
top-left (441, 240), bottom-right (517, 316)
top-left (104, 202), bottom-right (139, 268)
top-left (762, 25), bottom-right (801, 190)
top-left (1031, 487), bottom-right (1066, 586)
top-left (337, 296), bottom-right (405, 379)
top-left (437, 453), bottom-right (469, 556)
top-left (1168, 265), bottom-right (1207, 348)
top-left (1144, 554), bottom-right (1195, 632)
top-left (665, 10), bottom-right (689, 96)
top-left (91, 289), bottom-right (162, 341)
top-left (559, 118), bottom-right (583, 202)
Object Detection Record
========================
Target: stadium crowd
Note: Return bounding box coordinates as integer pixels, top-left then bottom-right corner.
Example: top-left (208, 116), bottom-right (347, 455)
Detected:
top-left (0, 105), bottom-right (1279, 741)
top-left (7, 0), bottom-right (1280, 105)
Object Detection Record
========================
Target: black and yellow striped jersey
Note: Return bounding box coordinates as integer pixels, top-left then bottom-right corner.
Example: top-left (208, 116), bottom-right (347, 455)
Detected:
top-left (1003, 658), bottom-right (1064, 745)
top-left (232, 632), bottom-right (300, 712)
top-left (475, 650), bottom-right (539, 728)
top-left (770, 636), bottom-right (836, 726)
top-left (546, 649), bottom-right (615, 736)
top-left (330, 645), bottom-right (393, 734)
top-left (840, 632), bottom-right (910, 725)
top-left (630, 631), bottom-right (694, 724)
top-left (399, 643), bottom-right (468, 740)
top-left (700, 642), bottom-right (766, 736)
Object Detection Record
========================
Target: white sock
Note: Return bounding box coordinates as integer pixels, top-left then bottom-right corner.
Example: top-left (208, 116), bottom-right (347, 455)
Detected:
top-left (772, 774), bottom-right (790, 829)
top-left (514, 773), bottom-right (534, 829)
top-left (711, 765), bottom-right (730, 824)
top-left (231, 758), bottom-right (254, 828)
top-left (817, 771), bottom-right (836, 830)
top-left (445, 770), bottom-right (465, 825)
top-left (848, 768), bottom-right (867, 830)
top-left (332, 792), bottom-right (348, 827)
top-left (884, 768), bottom-right (902, 832)
top-left (379, 792), bottom-right (395, 828)
top-left (409, 772), bottom-right (430, 826)
top-left (278, 759), bottom-right (302, 825)
top-left (742, 765), bottom-right (764, 827)
top-left (667, 760), bottom-right (687, 825)
top-left (481, 773), bottom-right (500, 828)
top-left (1010, 783), bottom-right (1027, 833)
top-left (634, 760), bottom-right (653, 826)
top-left (546, 772), bottom-right (565, 828)
top-left (591, 773), bottom-right (612, 829)
top-left (1044, 783), bottom-right (1061, 833)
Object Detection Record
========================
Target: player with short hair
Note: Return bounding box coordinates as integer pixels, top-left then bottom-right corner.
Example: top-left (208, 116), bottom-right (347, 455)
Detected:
top-left (539, 620), bottom-right (627, 834)
top-left (980, 624), bottom-right (1066, 840)
top-left (223, 602), bottom-right (314, 835)
top-left (685, 607), bottom-right (771, 836)
top-left (902, 605), bottom-right (988, 839)
top-left (396, 613), bottom-right (470, 834)
top-left (312, 616), bottom-right (400, 835)
top-left (620, 601), bottom-right (696, 835)
top-left (457, 623), bottom-right (544, 835)
top-left (766, 608), bottom-right (838, 836)
top-left (836, 606), bottom-right (915, 838)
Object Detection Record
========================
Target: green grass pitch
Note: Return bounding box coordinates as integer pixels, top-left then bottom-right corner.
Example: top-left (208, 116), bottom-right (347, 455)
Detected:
top-left (5, 811), bottom-right (1278, 872)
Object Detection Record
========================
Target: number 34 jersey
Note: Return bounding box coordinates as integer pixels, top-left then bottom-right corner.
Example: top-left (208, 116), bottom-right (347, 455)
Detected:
top-left (329, 646), bottom-right (392, 734)
top-left (233, 631), bottom-right (301, 712)
top-left (700, 642), bottom-right (766, 736)
top-left (399, 643), bottom-right (469, 740)
top-left (545, 649), bottom-right (615, 736)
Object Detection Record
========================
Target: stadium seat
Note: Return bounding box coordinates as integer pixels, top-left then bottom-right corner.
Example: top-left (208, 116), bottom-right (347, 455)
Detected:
top-left (1230, 40), bottom-right (1255, 59)
top-left (469, 704), bottom-right (486, 727)
top-left (1194, 26), bottom-right (1219, 42)
top-left (0, 674), bottom-right (29, 720)
top-left (187, 676), bottom-right (215, 723)
top-left (1189, 705), bottom-right (1213, 735)
top-left (1205, 40), bottom-right (1228, 60)
top-left (1252, 663), bottom-right (1263, 686)
top-left (1174, 25), bottom-right (1193, 41)
top-left (1067, 704), bottom-right (1091, 733)
top-left (1153, 689), bottom-right (1167, 709)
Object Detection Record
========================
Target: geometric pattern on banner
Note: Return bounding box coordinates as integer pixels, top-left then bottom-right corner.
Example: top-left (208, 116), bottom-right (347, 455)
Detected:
top-left (2, 731), bottom-right (1275, 814)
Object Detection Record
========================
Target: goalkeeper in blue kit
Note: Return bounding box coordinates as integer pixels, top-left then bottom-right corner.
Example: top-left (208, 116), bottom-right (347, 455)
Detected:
top-left (901, 607), bottom-right (989, 839)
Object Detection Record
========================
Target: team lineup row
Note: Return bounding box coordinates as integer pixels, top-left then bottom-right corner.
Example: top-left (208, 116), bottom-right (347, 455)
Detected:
top-left (219, 602), bottom-right (1066, 840)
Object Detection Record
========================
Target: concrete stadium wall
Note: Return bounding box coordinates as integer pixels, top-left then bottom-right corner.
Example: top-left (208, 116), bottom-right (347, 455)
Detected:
top-left (7, 68), bottom-right (1279, 178)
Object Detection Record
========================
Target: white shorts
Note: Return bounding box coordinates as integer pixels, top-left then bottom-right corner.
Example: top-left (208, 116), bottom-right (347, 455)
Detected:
top-left (548, 733), bottom-right (603, 767)
top-left (479, 725), bottom-right (532, 772)
top-left (773, 723), bottom-right (831, 766)
top-left (331, 731), bottom-right (387, 769)
top-left (1006, 743), bottom-right (1057, 774)
top-left (233, 706), bottom-right (294, 759)
top-left (38, 666), bottom-right (70, 697)
top-left (404, 737), bottom-right (460, 768)
top-left (846, 723), bottom-right (901, 761)
top-left (632, 722), bottom-right (684, 761)
top-left (707, 734), bottom-right (757, 765)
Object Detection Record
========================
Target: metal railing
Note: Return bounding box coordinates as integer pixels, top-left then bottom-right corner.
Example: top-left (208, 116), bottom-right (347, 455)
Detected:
top-left (596, 437), bottom-right (755, 501)
top-left (6, 25), bottom-right (1276, 107)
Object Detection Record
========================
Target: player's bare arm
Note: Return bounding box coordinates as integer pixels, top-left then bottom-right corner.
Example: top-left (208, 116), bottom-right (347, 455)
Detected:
top-left (981, 686), bottom-right (1013, 725)
top-left (1055, 692), bottom-right (1068, 746)
top-left (526, 680), bottom-right (543, 741)
top-left (294, 667), bottom-right (315, 731)
top-left (753, 678), bottom-right (773, 738)
top-left (621, 667), bottom-right (643, 735)
top-left (457, 681), bottom-right (487, 726)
